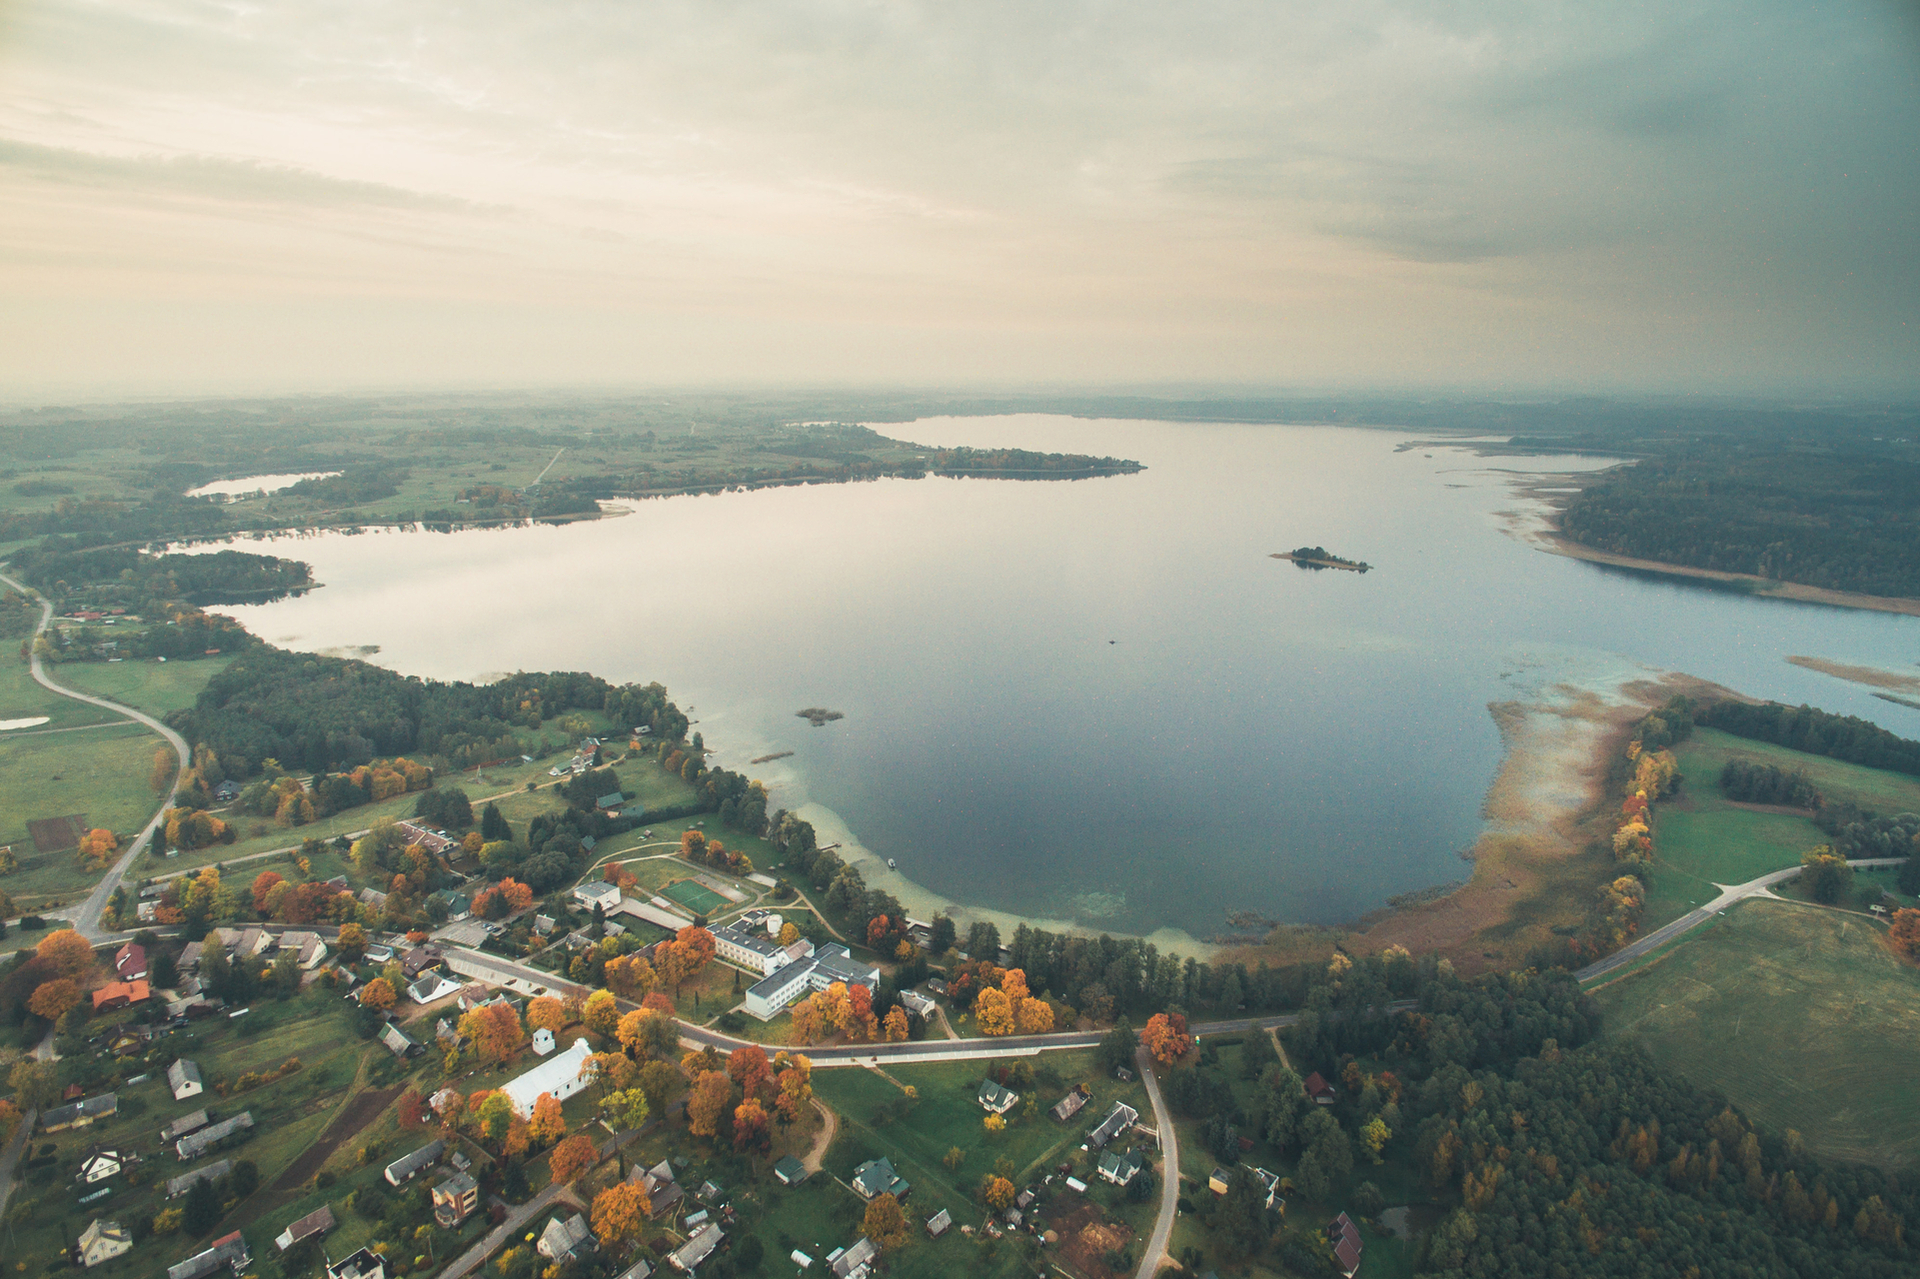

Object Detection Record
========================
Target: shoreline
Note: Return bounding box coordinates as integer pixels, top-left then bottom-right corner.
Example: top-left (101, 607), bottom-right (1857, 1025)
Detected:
top-left (1500, 477), bottom-right (1920, 619)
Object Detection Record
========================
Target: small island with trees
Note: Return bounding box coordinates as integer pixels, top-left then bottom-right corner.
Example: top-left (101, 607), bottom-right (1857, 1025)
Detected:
top-left (1271, 545), bottom-right (1371, 572)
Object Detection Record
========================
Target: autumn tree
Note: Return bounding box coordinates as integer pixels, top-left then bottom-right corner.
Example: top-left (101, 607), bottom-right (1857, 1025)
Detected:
top-left (727, 1044), bottom-right (773, 1097)
top-left (527, 996), bottom-right (569, 1034)
top-left (733, 1098), bottom-right (771, 1152)
top-left (617, 1008), bottom-right (680, 1061)
top-left (583, 989), bottom-right (620, 1037)
top-left (1141, 1011), bottom-right (1192, 1064)
top-left (335, 922), bottom-right (368, 962)
top-left (477, 1091), bottom-right (514, 1145)
top-left (591, 1181), bottom-right (648, 1246)
top-left (1016, 997), bottom-right (1055, 1034)
top-left (28, 978), bottom-right (82, 1021)
top-left (358, 977), bottom-right (397, 1011)
top-left (461, 1001), bottom-right (528, 1064)
top-left (778, 921), bottom-right (800, 946)
top-left (603, 954), bottom-right (657, 1002)
top-left (549, 1133), bottom-right (598, 1184)
top-left (789, 997), bottom-right (824, 1044)
top-left (1800, 846), bottom-right (1855, 904)
top-left (529, 1092), bottom-right (567, 1145)
top-left (397, 1088), bottom-right (429, 1129)
top-left (974, 986), bottom-right (1014, 1036)
top-left (599, 1087), bottom-right (651, 1131)
top-left (1890, 908), bottom-right (1920, 961)
top-left (74, 828), bottom-right (119, 869)
top-left (863, 1192), bottom-right (911, 1251)
top-left (982, 1175), bottom-right (1015, 1208)
top-left (882, 1006), bottom-right (910, 1043)
top-left (774, 1052), bottom-right (814, 1122)
top-left (36, 929), bottom-right (98, 981)
top-left (686, 1070), bottom-right (734, 1139)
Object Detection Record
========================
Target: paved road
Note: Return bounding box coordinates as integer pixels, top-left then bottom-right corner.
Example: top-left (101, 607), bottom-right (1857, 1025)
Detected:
top-left (0, 567), bottom-right (191, 942)
top-left (1135, 1045), bottom-right (1178, 1279)
top-left (1574, 857), bottom-right (1907, 983)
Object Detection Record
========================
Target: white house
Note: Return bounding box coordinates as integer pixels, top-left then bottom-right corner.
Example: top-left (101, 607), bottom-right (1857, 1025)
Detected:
top-left (168, 1058), bottom-right (204, 1101)
top-left (78, 1219), bottom-right (132, 1268)
top-left (77, 1149), bottom-right (126, 1184)
top-left (572, 881), bottom-right (622, 913)
top-left (500, 1037), bottom-right (594, 1118)
top-left (532, 1027), bottom-right (556, 1056)
top-left (279, 931), bottom-right (329, 969)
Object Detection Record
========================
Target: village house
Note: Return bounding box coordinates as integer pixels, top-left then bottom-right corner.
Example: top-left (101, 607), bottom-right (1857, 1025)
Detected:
top-left (434, 1171), bottom-right (481, 1227)
top-left (91, 980), bottom-right (150, 1012)
top-left (1303, 1072), bottom-right (1337, 1106)
top-left (278, 930), bottom-right (329, 968)
top-left (176, 1112), bottom-right (252, 1160)
top-left (407, 971), bottom-right (460, 1005)
top-left (401, 945), bottom-right (445, 980)
top-left (1050, 1085), bottom-right (1091, 1122)
top-left (977, 1078), bottom-right (1020, 1115)
top-left (898, 989), bottom-right (936, 1018)
top-left (113, 941), bottom-right (147, 981)
top-left (850, 1157), bottom-right (909, 1200)
top-left (384, 1139), bottom-right (445, 1186)
top-left (77, 1218), bottom-right (132, 1268)
top-left (162, 1109), bottom-right (210, 1143)
top-left (537, 1213), bottom-right (595, 1262)
top-left (166, 1160), bottom-right (232, 1200)
top-left (1098, 1148), bottom-right (1144, 1187)
top-left (168, 1058), bottom-right (204, 1101)
top-left (925, 1209), bottom-right (952, 1238)
top-left (380, 1021), bottom-right (423, 1058)
top-left (1088, 1100), bottom-right (1139, 1148)
top-left (627, 1159), bottom-right (685, 1217)
top-left (77, 1147), bottom-right (127, 1184)
top-left (669, 1223), bottom-right (724, 1273)
top-left (326, 1246), bottom-right (386, 1279)
top-left (274, 1205), bottom-right (335, 1251)
top-left (42, 1093), bottom-right (117, 1133)
top-left (828, 1237), bottom-right (877, 1279)
top-left (1329, 1212), bottom-right (1363, 1278)
top-left (166, 1229), bottom-right (250, 1279)
top-left (773, 1155), bottom-right (809, 1186)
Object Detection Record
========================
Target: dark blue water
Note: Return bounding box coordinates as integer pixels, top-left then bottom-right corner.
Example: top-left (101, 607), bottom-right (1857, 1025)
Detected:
top-left (207, 418), bottom-right (1920, 945)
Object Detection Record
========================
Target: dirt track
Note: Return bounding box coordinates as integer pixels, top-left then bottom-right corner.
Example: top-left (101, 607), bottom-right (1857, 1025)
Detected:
top-left (264, 1083), bottom-right (407, 1203)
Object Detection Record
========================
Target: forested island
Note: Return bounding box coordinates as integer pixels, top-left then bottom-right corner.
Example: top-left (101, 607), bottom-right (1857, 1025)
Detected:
top-left (1272, 546), bottom-right (1371, 572)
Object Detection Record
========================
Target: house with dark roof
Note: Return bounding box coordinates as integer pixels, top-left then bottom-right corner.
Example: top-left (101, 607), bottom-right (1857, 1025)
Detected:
top-left (1303, 1072), bottom-right (1337, 1106)
top-left (42, 1093), bottom-right (117, 1133)
top-left (162, 1109), bottom-right (209, 1143)
top-left (850, 1157), bottom-right (908, 1201)
top-left (176, 1112), bottom-right (252, 1160)
top-left (669, 1223), bottom-right (724, 1273)
top-left (167, 1160), bottom-right (233, 1200)
top-left (434, 1170), bottom-right (480, 1227)
top-left (274, 1204), bottom-right (335, 1251)
top-left (1050, 1085), bottom-right (1091, 1122)
top-left (166, 1229), bottom-right (250, 1279)
top-left (326, 1246), bottom-right (385, 1279)
top-left (627, 1159), bottom-right (685, 1217)
top-left (1328, 1212), bottom-right (1362, 1278)
top-left (384, 1139), bottom-right (445, 1185)
top-left (977, 1079), bottom-right (1019, 1115)
top-left (380, 1021), bottom-right (423, 1058)
top-left (1098, 1148), bottom-right (1145, 1187)
top-left (114, 942), bottom-right (147, 981)
top-left (537, 1212), bottom-right (595, 1262)
top-left (1088, 1101), bottom-right (1139, 1149)
top-left (773, 1155), bottom-right (809, 1186)
top-left (401, 945), bottom-right (445, 980)
top-left (77, 1147), bottom-right (127, 1184)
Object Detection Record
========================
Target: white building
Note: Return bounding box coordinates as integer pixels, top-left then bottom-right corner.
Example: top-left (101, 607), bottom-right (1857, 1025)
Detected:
top-left (78, 1149), bottom-right (126, 1184)
top-left (573, 880), bottom-right (622, 912)
top-left (711, 923), bottom-right (791, 976)
top-left (500, 1037), bottom-right (594, 1118)
top-left (532, 1027), bottom-right (556, 1056)
top-left (168, 1058), bottom-right (204, 1101)
top-left (743, 943), bottom-right (880, 1020)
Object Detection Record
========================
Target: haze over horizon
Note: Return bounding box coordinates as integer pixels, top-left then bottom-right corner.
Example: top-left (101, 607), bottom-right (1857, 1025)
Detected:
top-left (2, 1), bottom-right (1916, 399)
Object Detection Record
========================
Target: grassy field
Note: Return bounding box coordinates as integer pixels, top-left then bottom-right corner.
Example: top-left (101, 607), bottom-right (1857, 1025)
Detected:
top-left (0, 721), bottom-right (170, 907)
top-left (1593, 899), bottom-right (1920, 1169)
top-left (0, 654), bottom-right (124, 731)
top-left (1, 989), bottom-right (387, 1279)
top-left (54, 654), bottom-right (236, 719)
top-left (1646, 728), bottom-right (1920, 928)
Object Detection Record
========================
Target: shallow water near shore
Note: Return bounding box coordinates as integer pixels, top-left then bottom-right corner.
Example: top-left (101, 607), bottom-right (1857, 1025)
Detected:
top-left (193, 417), bottom-right (1920, 944)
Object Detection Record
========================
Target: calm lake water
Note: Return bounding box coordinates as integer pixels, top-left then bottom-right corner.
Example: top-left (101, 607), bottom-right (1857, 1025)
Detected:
top-left (197, 418), bottom-right (1920, 944)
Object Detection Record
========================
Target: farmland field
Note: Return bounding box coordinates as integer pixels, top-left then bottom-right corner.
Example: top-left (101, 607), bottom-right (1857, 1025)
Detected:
top-left (0, 721), bottom-right (170, 907)
top-left (1593, 899), bottom-right (1920, 1168)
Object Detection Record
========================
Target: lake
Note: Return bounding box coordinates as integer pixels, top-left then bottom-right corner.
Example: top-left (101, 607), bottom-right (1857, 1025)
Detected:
top-left (194, 417), bottom-right (1920, 946)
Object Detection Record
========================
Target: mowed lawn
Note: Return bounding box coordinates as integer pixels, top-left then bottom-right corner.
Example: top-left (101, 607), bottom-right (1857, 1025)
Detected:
top-left (55, 653), bottom-right (235, 719)
top-left (1646, 729), bottom-right (1920, 928)
top-left (1594, 900), bottom-right (1920, 1169)
top-left (0, 721), bottom-right (170, 906)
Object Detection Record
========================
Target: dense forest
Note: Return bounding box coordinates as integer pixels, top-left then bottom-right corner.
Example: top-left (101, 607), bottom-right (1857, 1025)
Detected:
top-left (168, 648), bottom-right (688, 777)
top-left (10, 546), bottom-right (312, 611)
top-left (1700, 700), bottom-right (1920, 778)
top-left (1558, 450), bottom-right (1920, 598)
top-left (1719, 759), bottom-right (1822, 809)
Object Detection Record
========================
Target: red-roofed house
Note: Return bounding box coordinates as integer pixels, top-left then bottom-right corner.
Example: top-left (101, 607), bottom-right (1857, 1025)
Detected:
top-left (1303, 1072), bottom-right (1336, 1106)
top-left (114, 942), bottom-right (148, 981)
top-left (92, 981), bottom-right (150, 1012)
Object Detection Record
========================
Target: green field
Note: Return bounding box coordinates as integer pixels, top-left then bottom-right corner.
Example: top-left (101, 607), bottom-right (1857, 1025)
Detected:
top-left (663, 877), bottom-right (730, 914)
top-left (0, 654), bottom-right (124, 731)
top-left (1646, 728), bottom-right (1920, 928)
top-left (55, 654), bottom-right (236, 719)
top-left (1594, 899), bottom-right (1920, 1168)
top-left (0, 721), bottom-right (169, 906)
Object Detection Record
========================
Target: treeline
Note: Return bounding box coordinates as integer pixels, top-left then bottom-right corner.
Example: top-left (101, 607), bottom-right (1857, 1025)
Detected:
top-left (1701, 700), bottom-right (1920, 778)
top-left (1721, 759), bottom-right (1822, 808)
top-left (169, 647), bottom-right (688, 779)
top-left (281, 467), bottom-right (404, 504)
top-left (1558, 449), bottom-right (1920, 598)
top-left (11, 546), bottom-right (312, 610)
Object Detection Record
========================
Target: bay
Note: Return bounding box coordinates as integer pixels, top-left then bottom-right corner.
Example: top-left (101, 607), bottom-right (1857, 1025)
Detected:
top-left (197, 417), bottom-right (1920, 946)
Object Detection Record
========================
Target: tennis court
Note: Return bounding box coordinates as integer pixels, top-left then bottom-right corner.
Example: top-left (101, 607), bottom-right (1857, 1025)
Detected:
top-left (663, 878), bottom-right (729, 915)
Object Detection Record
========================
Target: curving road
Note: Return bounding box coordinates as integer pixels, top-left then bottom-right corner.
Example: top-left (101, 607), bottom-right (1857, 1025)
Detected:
top-left (0, 567), bottom-right (191, 941)
top-left (1573, 857), bottom-right (1908, 984)
top-left (1134, 1044), bottom-right (1178, 1279)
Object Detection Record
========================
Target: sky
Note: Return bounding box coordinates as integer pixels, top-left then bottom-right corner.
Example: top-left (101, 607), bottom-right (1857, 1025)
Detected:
top-left (0, 0), bottom-right (1916, 397)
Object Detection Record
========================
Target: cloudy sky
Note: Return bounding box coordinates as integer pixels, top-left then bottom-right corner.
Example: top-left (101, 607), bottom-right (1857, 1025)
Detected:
top-left (1, 1), bottom-right (1915, 396)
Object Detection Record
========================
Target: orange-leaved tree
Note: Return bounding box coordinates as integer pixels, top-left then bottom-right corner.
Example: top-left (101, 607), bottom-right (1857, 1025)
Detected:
top-left (36, 928), bottom-right (98, 981)
top-left (461, 1001), bottom-right (527, 1064)
top-left (863, 1192), bottom-right (911, 1251)
top-left (1889, 908), bottom-right (1920, 962)
top-left (982, 1175), bottom-right (1015, 1208)
top-left (727, 1044), bottom-right (772, 1097)
top-left (733, 1098), bottom-right (771, 1152)
top-left (590, 1181), bottom-right (648, 1245)
top-left (529, 1092), bottom-right (567, 1145)
top-left (1141, 1011), bottom-right (1192, 1064)
top-left (549, 1132), bottom-right (598, 1184)
top-left (686, 1071), bottom-right (734, 1139)
top-left (882, 1006), bottom-right (910, 1043)
top-left (527, 995), bottom-right (569, 1035)
top-left (28, 979), bottom-right (82, 1021)
top-left (358, 977), bottom-right (397, 1011)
